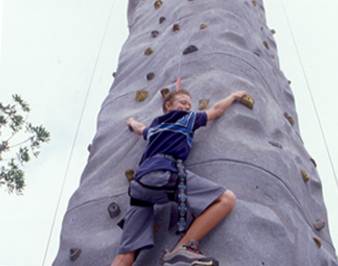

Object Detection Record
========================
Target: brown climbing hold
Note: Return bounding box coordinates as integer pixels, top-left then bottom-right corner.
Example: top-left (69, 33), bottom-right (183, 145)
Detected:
top-left (239, 95), bottom-right (254, 109)
top-left (183, 45), bottom-right (198, 55)
top-left (198, 99), bottom-right (209, 110)
top-left (125, 169), bottom-right (135, 182)
top-left (135, 89), bottom-right (149, 102)
top-left (263, 41), bottom-right (269, 49)
top-left (144, 47), bottom-right (154, 56)
top-left (301, 170), bottom-right (310, 183)
top-left (284, 112), bottom-right (295, 126)
top-left (159, 16), bottom-right (166, 24)
top-left (146, 72), bottom-right (155, 81)
top-left (200, 23), bottom-right (208, 30)
top-left (269, 141), bottom-right (283, 149)
top-left (112, 72), bottom-right (116, 77)
top-left (70, 248), bottom-right (81, 261)
top-left (151, 30), bottom-right (160, 38)
top-left (87, 144), bottom-right (92, 152)
top-left (313, 219), bottom-right (326, 231)
top-left (160, 88), bottom-right (170, 98)
top-left (252, 0), bottom-right (257, 7)
top-left (313, 236), bottom-right (322, 248)
top-left (288, 80), bottom-right (292, 85)
top-left (310, 157), bottom-right (317, 168)
top-left (154, 0), bottom-right (163, 10)
top-left (172, 24), bottom-right (180, 32)
top-left (108, 202), bottom-right (121, 219)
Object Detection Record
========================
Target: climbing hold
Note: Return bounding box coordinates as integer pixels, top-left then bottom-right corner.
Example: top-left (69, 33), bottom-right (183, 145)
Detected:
top-left (313, 236), bottom-right (322, 248)
top-left (125, 169), bottom-right (135, 182)
top-left (151, 30), bottom-right (160, 38)
top-left (198, 99), bottom-right (209, 110)
top-left (269, 141), bottom-right (283, 149)
top-left (112, 72), bottom-right (116, 78)
top-left (271, 29), bottom-right (276, 35)
top-left (284, 112), bottom-right (295, 126)
top-left (310, 157), bottom-right (317, 168)
top-left (313, 219), bottom-right (326, 231)
top-left (107, 202), bottom-right (121, 219)
top-left (301, 170), bottom-right (310, 183)
top-left (154, 0), bottom-right (163, 10)
top-left (263, 41), bottom-right (269, 49)
top-left (288, 80), bottom-right (292, 85)
top-left (200, 23), bottom-right (208, 30)
top-left (252, 0), bottom-right (257, 7)
top-left (146, 72), bottom-right (155, 81)
top-left (183, 45), bottom-right (198, 55)
top-left (160, 88), bottom-right (170, 98)
top-left (238, 95), bottom-right (255, 109)
top-left (172, 24), bottom-right (180, 32)
top-left (144, 47), bottom-right (154, 56)
top-left (87, 144), bottom-right (92, 152)
top-left (70, 248), bottom-right (81, 261)
top-left (135, 89), bottom-right (149, 102)
top-left (159, 16), bottom-right (166, 24)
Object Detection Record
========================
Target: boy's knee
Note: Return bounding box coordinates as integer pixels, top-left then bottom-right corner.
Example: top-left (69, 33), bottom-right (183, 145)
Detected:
top-left (219, 190), bottom-right (236, 209)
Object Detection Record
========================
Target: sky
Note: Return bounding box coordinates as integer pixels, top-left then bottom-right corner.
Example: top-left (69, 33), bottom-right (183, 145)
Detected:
top-left (0, 1), bottom-right (337, 265)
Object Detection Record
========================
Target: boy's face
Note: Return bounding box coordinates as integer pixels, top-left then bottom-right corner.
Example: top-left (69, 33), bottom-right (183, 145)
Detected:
top-left (166, 94), bottom-right (192, 112)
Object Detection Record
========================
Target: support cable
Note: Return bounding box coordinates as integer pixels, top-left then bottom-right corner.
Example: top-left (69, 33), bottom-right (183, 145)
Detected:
top-left (280, 0), bottom-right (338, 190)
top-left (41, 1), bottom-right (117, 265)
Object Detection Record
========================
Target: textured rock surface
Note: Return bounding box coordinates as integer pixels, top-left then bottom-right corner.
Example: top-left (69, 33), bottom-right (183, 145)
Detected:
top-left (53, 0), bottom-right (338, 265)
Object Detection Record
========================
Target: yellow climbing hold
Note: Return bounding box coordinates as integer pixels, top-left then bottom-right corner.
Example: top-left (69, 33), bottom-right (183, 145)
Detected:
top-left (198, 99), bottom-right (209, 110)
top-left (239, 95), bottom-right (254, 109)
top-left (125, 169), bottom-right (135, 182)
top-left (301, 170), bottom-right (310, 183)
top-left (135, 89), bottom-right (149, 102)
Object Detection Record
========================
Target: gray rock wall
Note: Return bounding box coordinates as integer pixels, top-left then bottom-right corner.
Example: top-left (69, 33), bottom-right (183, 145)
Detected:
top-left (53, 0), bottom-right (338, 265)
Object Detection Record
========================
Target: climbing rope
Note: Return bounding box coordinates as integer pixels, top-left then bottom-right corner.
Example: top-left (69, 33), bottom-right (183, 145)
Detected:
top-left (41, 1), bottom-right (117, 265)
top-left (280, 0), bottom-right (338, 190)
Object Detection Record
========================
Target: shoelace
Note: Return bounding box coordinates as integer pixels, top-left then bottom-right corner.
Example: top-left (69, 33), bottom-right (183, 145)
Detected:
top-left (182, 241), bottom-right (203, 255)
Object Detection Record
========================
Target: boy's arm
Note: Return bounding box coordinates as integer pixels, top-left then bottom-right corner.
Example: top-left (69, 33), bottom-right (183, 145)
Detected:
top-left (206, 90), bottom-right (247, 121)
top-left (127, 117), bottom-right (146, 136)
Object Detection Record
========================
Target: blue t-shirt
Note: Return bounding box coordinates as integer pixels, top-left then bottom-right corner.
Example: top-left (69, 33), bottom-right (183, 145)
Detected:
top-left (135, 110), bottom-right (208, 179)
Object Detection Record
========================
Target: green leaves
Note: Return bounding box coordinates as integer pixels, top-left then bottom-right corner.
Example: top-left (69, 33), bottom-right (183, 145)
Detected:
top-left (0, 94), bottom-right (50, 194)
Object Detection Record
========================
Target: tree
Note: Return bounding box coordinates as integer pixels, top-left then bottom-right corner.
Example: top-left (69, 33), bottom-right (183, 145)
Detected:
top-left (0, 94), bottom-right (50, 194)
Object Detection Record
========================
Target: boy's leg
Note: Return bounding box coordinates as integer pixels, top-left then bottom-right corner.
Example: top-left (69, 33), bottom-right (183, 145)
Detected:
top-left (173, 190), bottom-right (236, 251)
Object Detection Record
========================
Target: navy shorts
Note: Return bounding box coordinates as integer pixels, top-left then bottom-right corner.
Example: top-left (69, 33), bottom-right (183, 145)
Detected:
top-left (117, 169), bottom-right (226, 254)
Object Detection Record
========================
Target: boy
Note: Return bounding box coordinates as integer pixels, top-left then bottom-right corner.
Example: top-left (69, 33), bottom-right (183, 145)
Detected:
top-left (111, 89), bottom-right (247, 266)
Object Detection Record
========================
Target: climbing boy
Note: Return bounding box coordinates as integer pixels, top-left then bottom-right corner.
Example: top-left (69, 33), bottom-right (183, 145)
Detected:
top-left (111, 88), bottom-right (247, 266)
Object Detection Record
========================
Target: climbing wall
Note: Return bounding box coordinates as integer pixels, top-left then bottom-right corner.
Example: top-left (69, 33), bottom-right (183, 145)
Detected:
top-left (53, 0), bottom-right (338, 265)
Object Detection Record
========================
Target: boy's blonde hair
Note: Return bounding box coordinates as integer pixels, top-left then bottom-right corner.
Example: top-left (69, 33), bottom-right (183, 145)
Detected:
top-left (162, 89), bottom-right (191, 113)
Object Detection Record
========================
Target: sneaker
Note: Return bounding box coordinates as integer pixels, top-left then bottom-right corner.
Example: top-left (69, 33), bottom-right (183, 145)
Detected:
top-left (161, 240), bottom-right (219, 266)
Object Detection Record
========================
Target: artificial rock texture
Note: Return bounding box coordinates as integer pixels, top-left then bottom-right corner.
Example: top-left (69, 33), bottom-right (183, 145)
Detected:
top-left (54, 0), bottom-right (338, 265)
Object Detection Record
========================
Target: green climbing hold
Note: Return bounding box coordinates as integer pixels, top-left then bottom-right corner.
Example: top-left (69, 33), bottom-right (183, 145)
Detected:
top-left (125, 169), bottom-right (135, 182)
top-left (301, 170), bottom-right (310, 183)
top-left (135, 89), bottom-right (149, 102)
top-left (239, 95), bottom-right (254, 109)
